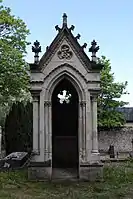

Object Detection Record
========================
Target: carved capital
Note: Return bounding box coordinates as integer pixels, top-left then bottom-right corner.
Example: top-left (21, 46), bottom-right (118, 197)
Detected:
top-left (31, 93), bottom-right (40, 102)
top-left (30, 89), bottom-right (41, 100)
top-left (91, 96), bottom-right (98, 102)
top-left (80, 101), bottom-right (86, 107)
top-left (44, 101), bottom-right (52, 107)
top-left (33, 96), bottom-right (39, 102)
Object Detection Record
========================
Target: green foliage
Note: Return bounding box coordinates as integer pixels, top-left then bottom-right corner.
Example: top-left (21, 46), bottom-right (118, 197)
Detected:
top-left (0, 163), bottom-right (133, 198)
top-left (5, 102), bottom-right (32, 154)
top-left (0, 2), bottom-right (31, 127)
top-left (98, 56), bottom-right (129, 129)
top-left (0, 2), bottom-right (30, 104)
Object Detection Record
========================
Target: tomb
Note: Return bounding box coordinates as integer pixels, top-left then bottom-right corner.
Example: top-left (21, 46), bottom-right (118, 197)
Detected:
top-left (28, 13), bottom-right (103, 181)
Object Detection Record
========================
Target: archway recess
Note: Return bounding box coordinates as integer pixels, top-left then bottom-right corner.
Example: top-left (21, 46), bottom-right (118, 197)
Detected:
top-left (52, 78), bottom-right (79, 172)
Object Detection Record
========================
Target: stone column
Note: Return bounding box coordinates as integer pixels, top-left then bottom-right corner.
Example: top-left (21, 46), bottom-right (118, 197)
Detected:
top-left (44, 101), bottom-right (52, 162)
top-left (39, 91), bottom-right (44, 162)
top-left (48, 102), bottom-right (52, 160)
top-left (32, 94), bottom-right (40, 155)
top-left (80, 101), bottom-right (86, 162)
top-left (44, 101), bottom-right (49, 161)
top-left (85, 93), bottom-right (92, 162)
top-left (79, 102), bottom-right (83, 163)
top-left (91, 96), bottom-right (99, 153)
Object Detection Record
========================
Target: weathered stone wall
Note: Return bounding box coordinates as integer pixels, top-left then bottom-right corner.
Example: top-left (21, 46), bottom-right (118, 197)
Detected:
top-left (98, 127), bottom-right (133, 152)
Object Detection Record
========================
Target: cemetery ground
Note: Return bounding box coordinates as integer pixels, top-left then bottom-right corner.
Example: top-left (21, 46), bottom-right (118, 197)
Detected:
top-left (0, 161), bottom-right (133, 198)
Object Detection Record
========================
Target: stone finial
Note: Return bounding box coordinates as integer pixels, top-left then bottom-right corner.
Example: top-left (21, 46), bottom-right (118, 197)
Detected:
top-left (63, 13), bottom-right (67, 27)
top-left (32, 40), bottom-right (41, 64)
top-left (69, 25), bottom-right (75, 31)
top-left (46, 46), bottom-right (49, 51)
top-left (89, 40), bottom-right (99, 62)
top-left (75, 34), bottom-right (81, 40)
top-left (55, 25), bottom-right (61, 32)
top-left (82, 43), bottom-right (87, 49)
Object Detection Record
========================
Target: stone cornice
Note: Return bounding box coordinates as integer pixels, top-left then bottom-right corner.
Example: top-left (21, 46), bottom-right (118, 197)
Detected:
top-left (30, 80), bottom-right (44, 84)
top-left (87, 80), bottom-right (101, 84)
top-left (42, 63), bottom-right (101, 85)
top-left (89, 88), bottom-right (101, 94)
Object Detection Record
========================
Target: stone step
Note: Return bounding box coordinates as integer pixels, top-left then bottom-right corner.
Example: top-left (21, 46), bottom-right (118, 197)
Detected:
top-left (52, 168), bottom-right (78, 179)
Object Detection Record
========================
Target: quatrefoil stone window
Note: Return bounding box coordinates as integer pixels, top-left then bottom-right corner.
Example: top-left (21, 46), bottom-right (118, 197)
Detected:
top-left (57, 44), bottom-right (73, 60)
top-left (57, 90), bottom-right (72, 104)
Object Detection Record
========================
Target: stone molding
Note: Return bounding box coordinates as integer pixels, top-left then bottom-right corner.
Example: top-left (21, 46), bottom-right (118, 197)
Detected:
top-left (87, 80), bottom-right (101, 84)
top-left (80, 163), bottom-right (103, 167)
top-left (30, 80), bottom-right (44, 84)
top-left (32, 150), bottom-right (40, 155)
top-left (89, 88), bottom-right (101, 94)
top-left (28, 160), bottom-right (51, 167)
top-left (43, 63), bottom-right (88, 84)
top-left (40, 35), bottom-right (64, 69)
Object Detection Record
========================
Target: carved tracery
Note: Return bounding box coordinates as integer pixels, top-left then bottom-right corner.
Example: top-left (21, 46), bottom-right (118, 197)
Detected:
top-left (57, 44), bottom-right (73, 60)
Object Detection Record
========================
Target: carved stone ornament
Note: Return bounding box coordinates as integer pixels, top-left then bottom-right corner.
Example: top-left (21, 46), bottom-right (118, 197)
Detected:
top-left (57, 44), bottom-right (73, 60)
top-left (44, 101), bottom-right (52, 106)
top-left (80, 101), bottom-right (86, 107)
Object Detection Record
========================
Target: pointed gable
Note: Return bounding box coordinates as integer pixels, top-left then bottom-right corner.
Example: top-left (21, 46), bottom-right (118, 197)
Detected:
top-left (39, 23), bottom-right (91, 71)
top-left (30, 13), bottom-right (103, 74)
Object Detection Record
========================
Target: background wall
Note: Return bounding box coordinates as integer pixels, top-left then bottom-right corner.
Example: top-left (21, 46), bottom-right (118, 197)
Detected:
top-left (98, 127), bottom-right (133, 153)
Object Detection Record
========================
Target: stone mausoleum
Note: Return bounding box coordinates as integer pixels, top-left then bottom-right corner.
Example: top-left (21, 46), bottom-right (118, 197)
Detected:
top-left (28, 14), bottom-right (103, 181)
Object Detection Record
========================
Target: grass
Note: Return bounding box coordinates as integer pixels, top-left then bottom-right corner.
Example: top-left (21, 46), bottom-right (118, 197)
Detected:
top-left (0, 161), bottom-right (133, 198)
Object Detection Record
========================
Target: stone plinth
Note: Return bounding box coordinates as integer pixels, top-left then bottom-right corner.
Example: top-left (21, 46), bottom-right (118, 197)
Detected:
top-left (28, 162), bottom-right (52, 181)
top-left (79, 163), bottom-right (103, 181)
top-left (28, 162), bottom-right (103, 181)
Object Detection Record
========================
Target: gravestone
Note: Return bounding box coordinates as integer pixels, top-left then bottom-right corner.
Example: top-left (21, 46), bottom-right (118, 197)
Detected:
top-left (0, 152), bottom-right (29, 170)
top-left (108, 145), bottom-right (115, 158)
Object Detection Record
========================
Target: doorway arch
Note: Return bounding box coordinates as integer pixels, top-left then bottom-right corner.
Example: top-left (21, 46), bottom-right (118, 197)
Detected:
top-left (52, 78), bottom-right (79, 171)
top-left (43, 66), bottom-right (88, 178)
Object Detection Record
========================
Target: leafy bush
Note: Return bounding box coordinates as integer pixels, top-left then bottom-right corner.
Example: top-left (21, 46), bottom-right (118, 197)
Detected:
top-left (4, 102), bottom-right (32, 154)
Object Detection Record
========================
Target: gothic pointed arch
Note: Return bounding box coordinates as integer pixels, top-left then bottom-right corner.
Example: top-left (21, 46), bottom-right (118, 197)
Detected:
top-left (43, 63), bottom-right (87, 102)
